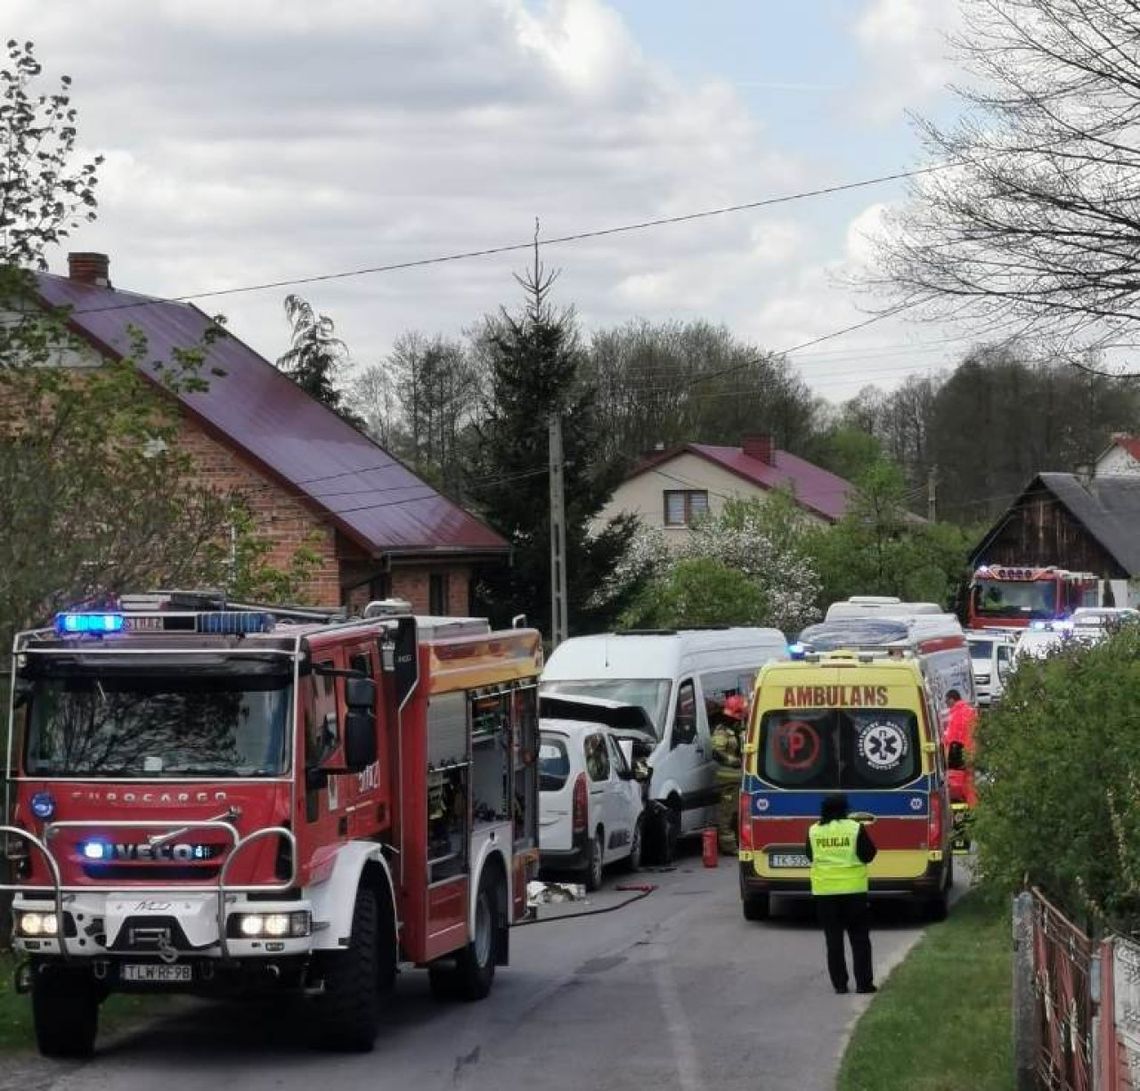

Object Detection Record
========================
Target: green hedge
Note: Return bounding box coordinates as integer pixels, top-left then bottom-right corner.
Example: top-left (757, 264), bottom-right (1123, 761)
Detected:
top-left (975, 629), bottom-right (1140, 928)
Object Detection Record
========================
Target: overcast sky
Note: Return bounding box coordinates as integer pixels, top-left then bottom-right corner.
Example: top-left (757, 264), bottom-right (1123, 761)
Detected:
top-left (9, 0), bottom-right (968, 403)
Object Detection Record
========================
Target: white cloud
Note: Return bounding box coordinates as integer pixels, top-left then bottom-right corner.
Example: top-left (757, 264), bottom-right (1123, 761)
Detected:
top-left (5, 0), bottom-right (954, 404)
top-left (852, 0), bottom-right (961, 123)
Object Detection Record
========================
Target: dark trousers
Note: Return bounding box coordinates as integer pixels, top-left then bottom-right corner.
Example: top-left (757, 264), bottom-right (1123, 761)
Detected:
top-left (815, 893), bottom-right (873, 991)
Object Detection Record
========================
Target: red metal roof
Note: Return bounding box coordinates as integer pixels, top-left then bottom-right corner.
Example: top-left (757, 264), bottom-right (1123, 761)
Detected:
top-left (632, 442), bottom-right (852, 522)
top-left (1113, 435), bottom-right (1140, 462)
top-left (34, 273), bottom-right (508, 558)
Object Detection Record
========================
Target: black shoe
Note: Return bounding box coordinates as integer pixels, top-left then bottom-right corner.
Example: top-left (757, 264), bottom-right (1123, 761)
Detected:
top-left (834, 985), bottom-right (849, 994)
top-left (856, 984), bottom-right (878, 994)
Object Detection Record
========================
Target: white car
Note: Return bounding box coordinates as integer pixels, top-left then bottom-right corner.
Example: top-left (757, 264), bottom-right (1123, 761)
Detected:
top-left (538, 718), bottom-right (645, 890)
top-left (1014, 627), bottom-right (1067, 662)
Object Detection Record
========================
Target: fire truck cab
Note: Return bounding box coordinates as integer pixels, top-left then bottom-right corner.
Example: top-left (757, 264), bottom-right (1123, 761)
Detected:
top-left (3, 593), bottom-right (543, 1057)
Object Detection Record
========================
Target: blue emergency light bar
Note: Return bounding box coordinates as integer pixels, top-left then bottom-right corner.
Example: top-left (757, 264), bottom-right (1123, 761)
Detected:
top-left (55, 613), bottom-right (125, 635)
top-left (54, 610), bottom-right (274, 636)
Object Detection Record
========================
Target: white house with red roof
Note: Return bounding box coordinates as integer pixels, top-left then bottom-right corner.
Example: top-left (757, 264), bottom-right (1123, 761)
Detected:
top-left (594, 434), bottom-right (854, 548)
top-left (1095, 434), bottom-right (1140, 477)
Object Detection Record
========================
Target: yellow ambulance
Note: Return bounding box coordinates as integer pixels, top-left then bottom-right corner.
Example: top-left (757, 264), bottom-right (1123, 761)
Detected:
top-left (738, 651), bottom-right (953, 922)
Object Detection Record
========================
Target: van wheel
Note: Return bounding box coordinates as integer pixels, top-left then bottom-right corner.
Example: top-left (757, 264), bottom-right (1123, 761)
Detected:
top-left (310, 885), bottom-right (383, 1051)
top-left (742, 893), bottom-right (770, 921)
top-left (623, 817), bottom-right (644, 872)
top-left (923, 857), bottom-right (953, 923)
top-left (584, 831), bottom-right (605, 892)
top-left (32, 968), bottom-right (100, 1059)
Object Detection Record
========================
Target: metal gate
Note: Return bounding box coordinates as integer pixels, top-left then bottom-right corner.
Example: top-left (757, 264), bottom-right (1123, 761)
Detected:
top-left (1032, 887), bottom-right (1095, 1090)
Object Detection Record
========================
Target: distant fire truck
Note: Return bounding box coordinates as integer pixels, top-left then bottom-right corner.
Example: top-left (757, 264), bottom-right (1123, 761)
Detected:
top-left (3, 593), bottom-right (543, 1057)
top-left (967, 565), bottom-right (1099, 629)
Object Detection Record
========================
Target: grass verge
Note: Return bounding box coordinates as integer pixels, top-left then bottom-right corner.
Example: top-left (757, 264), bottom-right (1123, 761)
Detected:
top-left (838, 891), bottom-right (1013, 1091)
top-left (0, 950), bottom-right (165, 1052)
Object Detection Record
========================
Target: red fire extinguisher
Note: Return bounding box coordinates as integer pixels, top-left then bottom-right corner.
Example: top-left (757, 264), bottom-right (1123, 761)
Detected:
top-left (702, 827), bottom-right (718, 868)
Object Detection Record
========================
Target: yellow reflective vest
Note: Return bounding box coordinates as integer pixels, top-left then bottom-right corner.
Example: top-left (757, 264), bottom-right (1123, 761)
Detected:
top-left (808, 818), bottom-right (869, 896)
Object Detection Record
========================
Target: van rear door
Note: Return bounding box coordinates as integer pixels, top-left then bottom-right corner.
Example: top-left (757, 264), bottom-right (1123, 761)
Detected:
top-left (751, 699), bottom-right (930, 881)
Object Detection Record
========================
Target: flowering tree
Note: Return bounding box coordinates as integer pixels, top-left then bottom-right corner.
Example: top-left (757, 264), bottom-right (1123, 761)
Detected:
top-left (684, 497), bottom-right (822, 634)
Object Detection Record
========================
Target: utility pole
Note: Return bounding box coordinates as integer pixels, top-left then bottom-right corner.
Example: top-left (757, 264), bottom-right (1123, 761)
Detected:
top-left (548, 414), bottom-right (568, 650)
top-left (927, 465), bottom-right (938, 523)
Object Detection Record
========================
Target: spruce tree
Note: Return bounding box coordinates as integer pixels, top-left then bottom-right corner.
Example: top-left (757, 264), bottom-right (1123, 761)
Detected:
top-left (467, 256), bottom-right (636, 638)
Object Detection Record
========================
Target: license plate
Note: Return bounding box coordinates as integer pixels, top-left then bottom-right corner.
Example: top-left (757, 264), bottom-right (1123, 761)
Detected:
top-left (121, 963), bottom-right (192, 983)
top-left (768, 852), bottom-right (810, 869)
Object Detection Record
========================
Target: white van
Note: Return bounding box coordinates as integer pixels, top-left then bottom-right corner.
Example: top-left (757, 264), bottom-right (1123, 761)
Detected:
top-left (966, 630), bottom-right (1017, 705)
top-left (797, 612), bottom-right (976, 719)
top-left (824, 596), bottom-right (944, 621)
top-left (540, 627), bottom-right (788, 862)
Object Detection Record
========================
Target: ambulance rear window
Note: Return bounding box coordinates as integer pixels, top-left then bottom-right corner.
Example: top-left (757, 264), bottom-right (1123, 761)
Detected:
top-left (758, 709), bottom-right (920, 790)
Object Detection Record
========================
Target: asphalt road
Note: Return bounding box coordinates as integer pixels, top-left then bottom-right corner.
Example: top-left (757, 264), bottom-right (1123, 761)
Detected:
top-left (6, 851), bottom-right (966, 1091)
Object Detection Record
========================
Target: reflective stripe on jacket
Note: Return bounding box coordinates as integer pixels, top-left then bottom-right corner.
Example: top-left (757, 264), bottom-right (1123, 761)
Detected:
top-left (808, 818), bottom-right (869, 896)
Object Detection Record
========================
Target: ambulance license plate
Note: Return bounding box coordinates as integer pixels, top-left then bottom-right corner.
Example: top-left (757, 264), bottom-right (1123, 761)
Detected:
top-left (768, 852), bottom-right (810, 869)
top-left (121, 964), bottom-right (192, 983)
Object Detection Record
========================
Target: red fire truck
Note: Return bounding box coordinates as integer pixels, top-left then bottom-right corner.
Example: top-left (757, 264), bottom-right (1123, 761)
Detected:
top-left (2, 592), bottom-right (543, 1057)
top-left (967, 565), bottom-right (1099, 630)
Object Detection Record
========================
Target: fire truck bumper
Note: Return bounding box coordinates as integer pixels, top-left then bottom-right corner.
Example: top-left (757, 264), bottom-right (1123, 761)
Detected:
top-left (10, 891), bottom-right (319, 963)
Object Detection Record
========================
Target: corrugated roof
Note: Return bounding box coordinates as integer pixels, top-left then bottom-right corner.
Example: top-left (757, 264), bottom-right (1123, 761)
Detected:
top-left (1038, 472), bottom-right (1140, 575)
top-left (632, 443), bottom-right (852, 522)
top-left (34, 273), bottom-right (508, 558)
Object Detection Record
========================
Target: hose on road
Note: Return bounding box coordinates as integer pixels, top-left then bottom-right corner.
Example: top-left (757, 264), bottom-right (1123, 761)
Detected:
top-left (516, 883), bottom-right (658, 927)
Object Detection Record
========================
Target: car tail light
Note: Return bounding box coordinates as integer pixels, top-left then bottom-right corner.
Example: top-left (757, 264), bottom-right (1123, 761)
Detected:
top-left (572, 773), bottom-right (587, 834)
top-left (927, 790), bottom-right (943, 850)
top-left (738, 792), bottom-right (753, 852)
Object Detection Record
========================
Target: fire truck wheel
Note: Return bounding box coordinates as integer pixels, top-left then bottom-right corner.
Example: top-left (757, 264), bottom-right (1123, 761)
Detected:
top-left (31, 969), bottom-right (100, 1059)
top-left (584, 831), bottom-right (604, 892)
top-left (310, 885), bottom-right (383, 1052)
top-left (453, 866), bottom-right (504, 1002)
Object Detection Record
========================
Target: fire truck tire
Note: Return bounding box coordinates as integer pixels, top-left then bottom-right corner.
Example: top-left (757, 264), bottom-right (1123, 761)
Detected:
top-left (310, 885), bottom-right (383, 1052)
top-left (32, 969), bottom-right (99, 1059)
top-left (454, 866), bottom-right (504, 1002)
top-left (584, 830), bottom-right (604, 892)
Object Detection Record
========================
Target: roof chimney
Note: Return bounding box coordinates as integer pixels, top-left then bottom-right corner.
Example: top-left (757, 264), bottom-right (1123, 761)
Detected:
top-left (742, 433), bottom-right (775, 465)
top-left (67, 252), bottom-right (111, 287)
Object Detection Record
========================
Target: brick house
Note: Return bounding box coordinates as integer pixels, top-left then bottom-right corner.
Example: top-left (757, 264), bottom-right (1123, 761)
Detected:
top-left (27, 253), bottom-right (509, 613)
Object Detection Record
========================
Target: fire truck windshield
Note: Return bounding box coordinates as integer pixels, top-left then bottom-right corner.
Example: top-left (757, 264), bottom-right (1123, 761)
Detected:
top-left (22, 671), bottom-right (291, 778)
top-left (974, 578), bottom-right (1058, 619)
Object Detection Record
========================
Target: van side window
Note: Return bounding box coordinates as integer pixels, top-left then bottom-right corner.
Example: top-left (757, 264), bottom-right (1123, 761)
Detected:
top-left (672, 680), bottom-right (698, 747)
top-left (584, 733), bottom-right (610, 782)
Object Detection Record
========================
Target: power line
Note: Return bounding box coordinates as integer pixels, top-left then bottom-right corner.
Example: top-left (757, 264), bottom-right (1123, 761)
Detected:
top-left (58, 166), bottom-right (958, 319)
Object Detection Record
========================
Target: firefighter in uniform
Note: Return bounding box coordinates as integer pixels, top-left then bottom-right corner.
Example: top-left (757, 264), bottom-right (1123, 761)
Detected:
top-left (805, 793), bottom-right (878, 994)
top-left (711, 694), bottom-right (748, 854)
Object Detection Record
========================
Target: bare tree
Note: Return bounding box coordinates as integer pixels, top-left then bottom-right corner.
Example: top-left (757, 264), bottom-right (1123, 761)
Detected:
top-left (875, 0), bottom-right (1140, 369)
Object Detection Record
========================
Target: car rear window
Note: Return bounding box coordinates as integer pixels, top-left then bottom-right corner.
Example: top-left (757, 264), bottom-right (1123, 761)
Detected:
top-left (539, 734), bottom-right (570, 792)
top-left (759, 708), bottom-right (921, 790)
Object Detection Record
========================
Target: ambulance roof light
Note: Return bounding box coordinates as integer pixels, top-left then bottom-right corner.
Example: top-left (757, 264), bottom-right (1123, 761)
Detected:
top-left (788, 642), bottom-right (807, 660)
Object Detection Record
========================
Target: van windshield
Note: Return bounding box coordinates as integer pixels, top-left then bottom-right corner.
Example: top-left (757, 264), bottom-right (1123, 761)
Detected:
top-left (539, 680), bottom-right (671, 739)
top-left (758, 708), bottom-right (921, 791)
top-left (969, 641), bottom-right (993, 662)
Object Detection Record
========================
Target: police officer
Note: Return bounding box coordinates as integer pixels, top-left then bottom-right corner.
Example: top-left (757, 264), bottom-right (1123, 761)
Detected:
top-left (805, 793), bottom-right (878, 995)
top-left (711, 694), bottom-right (747, 854)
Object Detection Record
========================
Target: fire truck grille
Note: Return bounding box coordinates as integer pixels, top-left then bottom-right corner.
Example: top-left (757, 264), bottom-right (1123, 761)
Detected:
top-left (82, 864), bottom-right (222, 881)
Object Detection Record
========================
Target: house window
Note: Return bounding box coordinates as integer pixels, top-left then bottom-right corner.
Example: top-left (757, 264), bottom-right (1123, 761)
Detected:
top-left (429, 572), bottom-right (450, 615)
top-left (663, 490), bottom-right (709, 526)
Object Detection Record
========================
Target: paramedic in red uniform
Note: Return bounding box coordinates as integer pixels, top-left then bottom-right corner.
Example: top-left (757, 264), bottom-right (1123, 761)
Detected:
top-left (944, 689), bottom-right (978, 807)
